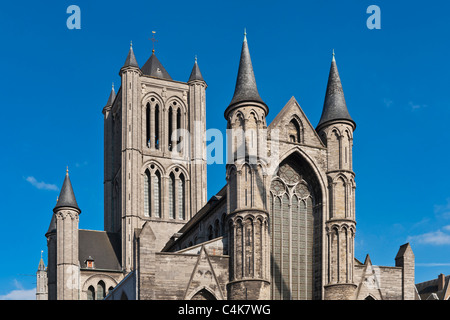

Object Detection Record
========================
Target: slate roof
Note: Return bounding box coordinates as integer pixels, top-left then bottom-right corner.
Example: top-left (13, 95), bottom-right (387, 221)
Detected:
top-left (188, 59), bottom-right (205, 82)
top-left (317, 54), bottom-right (355, 130)
top-left (53, 172), bottom-right (80, 213)
top-left (141, 53), bottom-right (172, 80)
top-left (78, 230), bottom-right (121, 271)
top-left (225, 34), bottom-right (267, 117)
top-left (122, 44), bottom-right (139, 69)
top-left (105, 85), bottom-right (116, 107)
top-left (416, 275), bottom-right (450, 300)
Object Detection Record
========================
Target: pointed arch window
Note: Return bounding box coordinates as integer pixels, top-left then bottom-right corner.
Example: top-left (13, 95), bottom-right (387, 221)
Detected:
top-left (178, 173), bottom-right (186, 220)
top-left (214, 219), bottom-right (220, 237)
top-left (168, 106), bottom-right (173, 151)
top-left (87, 286), bottom-right (95, 300)
top-left (288, 118), bottom-right (301, 143)
top-left (144, 170), bottom-right (151, 217)
top-left (96, 281), bottom-right (106, 300)
top-left (144, 168), bottom-right (161, 218)
top-left (243, 164), bottom-right (252, 207)
top-left (154, 170), bottom-right (161, 218)
top-left (146, 103), bottom-right (151, 147)
top-left (154, 104), bottom-right (160, 149)
top-left (169, 172), bottom-right (175, 219)
top-left (208, 225), bottom-right (214, 240)
top-left (269, 159), bottom-right (317, 300)
top-left (176, 108), bottom-right (182, 152)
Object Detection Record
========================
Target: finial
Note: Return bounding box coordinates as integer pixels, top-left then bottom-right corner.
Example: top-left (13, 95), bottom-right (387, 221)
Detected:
top-left (56, 196), bottom-right (59, 203)
top-left (112, 82), bottom-right (114, 90)
top-left (244, 28), bottom-right (247, 41)
top-left (66, 166), bottom-right (69, 175)
top-left (195, 55), bottom-right (197, 63)
top-left (41, 250), bottom-right (43, 259)
top-left (130, 40), bottom-right (133, 49)
top-left (332, 49), bottom-right (335, 61)
top-left (150, 31), bottom-right (157, 53)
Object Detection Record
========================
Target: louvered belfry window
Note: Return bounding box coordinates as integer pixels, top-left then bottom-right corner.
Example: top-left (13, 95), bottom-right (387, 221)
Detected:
top-left (270, 159), bottom-right (316, 300)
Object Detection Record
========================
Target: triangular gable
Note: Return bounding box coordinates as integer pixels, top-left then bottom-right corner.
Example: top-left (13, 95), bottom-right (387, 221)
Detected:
top-left (355, 254), bottom-right (383, 300)
top-left (268, 96), bottom-right (325, 148)
top-left (184, 246), bottom-right (224, 300)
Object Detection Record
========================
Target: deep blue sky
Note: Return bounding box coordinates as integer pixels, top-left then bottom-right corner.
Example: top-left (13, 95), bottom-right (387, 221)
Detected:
top-left (1, 0), bottom-right (450, 299)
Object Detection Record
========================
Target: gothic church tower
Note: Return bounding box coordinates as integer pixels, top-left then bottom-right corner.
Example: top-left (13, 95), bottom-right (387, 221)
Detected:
top-left (103, 41), bottom-right (208, 272)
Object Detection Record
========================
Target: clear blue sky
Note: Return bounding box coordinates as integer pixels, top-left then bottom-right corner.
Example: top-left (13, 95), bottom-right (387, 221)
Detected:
top-left (1, 0), bottom-right (449, 299)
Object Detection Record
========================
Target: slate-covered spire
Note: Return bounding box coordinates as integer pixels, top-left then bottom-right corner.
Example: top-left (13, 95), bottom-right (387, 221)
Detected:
top-left (37, 251), bottom-right (46, 271)
top-left (53, 168), bottom-right (80, 213)
top-left (122, 41), bottom-right (139, 69)
top-left (188, 56), bottom-right (205, 82)
top-left (317, 51), bottom-right (355, 131)
top-left (225, 31), bottom-right (267, 117)
top-left (105, 83), bottom-right (116, 107)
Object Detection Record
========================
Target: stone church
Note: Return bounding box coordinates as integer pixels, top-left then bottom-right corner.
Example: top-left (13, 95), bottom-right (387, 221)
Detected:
top-left (36, 33), bottom-right (416, 300)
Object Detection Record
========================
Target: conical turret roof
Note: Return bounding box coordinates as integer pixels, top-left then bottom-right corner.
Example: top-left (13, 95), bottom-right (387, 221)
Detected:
top-left (38, 256), bottom-right (46, 271)
top-left (105, 84), bottom-right (116, 107)
top-left (53, 169), bottom-right (80, 213)
top-left (122, 42), bottom-right (139, 69)
top-left (317, 52), bottom-right (355, 131)
top-left (188, 57), bottom-right (205, 82)
top-left (227, 33), bottom-right (266, 111)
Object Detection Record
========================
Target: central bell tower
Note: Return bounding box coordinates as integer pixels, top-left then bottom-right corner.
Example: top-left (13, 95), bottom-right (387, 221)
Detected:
top-left (102, 41), bottom-right (208, 272)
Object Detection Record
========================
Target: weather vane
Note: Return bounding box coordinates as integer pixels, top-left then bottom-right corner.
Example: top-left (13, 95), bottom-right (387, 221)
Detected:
top-left (149, 31), bottom-right (157, 53)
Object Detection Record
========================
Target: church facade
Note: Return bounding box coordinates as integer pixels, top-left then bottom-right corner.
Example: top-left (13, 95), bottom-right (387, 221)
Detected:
top-left (36, 34), bottom-right (416, 300)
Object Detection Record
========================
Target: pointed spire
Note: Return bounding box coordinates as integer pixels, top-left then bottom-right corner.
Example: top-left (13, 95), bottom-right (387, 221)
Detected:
top-left (105, 83), bottom-right (116, 107)
top-left (45, 213), bottom-right (57, 237)
top-left (188, 55), bottom-right (205, 82)
top-left (226, 30), bottom-right (267, 117)
top-left (122, 41), bottom-right (139, 69)
top-left (37, 251), bottom-right (46, 271)
top-left (53, 167), bottom-right (80, 213)
top-left (317, 51), bottom-right (355, 131)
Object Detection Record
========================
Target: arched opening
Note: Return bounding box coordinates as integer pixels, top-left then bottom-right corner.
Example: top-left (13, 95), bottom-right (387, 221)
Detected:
top-left (288, 119), bottom-right (301, 143)
top-left (214, 219), bottom-right (220, 238)
top-left (269, 153), bottom-right (323, 300)
top-left (208, 225), bottom-right (214, 240)
top-left (169, 172), bottom-right (175, 219)
top-left (87, 286), bottom-right (95, 300)
top-left (146, 103), bottom-right (151, 147)
top-left (144, 169), bottom-right (151, 217)
top-left (176, 108), bottom-right (182, 152)
top-left (153, 170), bottom-right (161, 218)
top-left (154, 104), bottom-right (160, 149)
top-left (169, 172), bottom-right (176, 219)
top-left (191, 288), bottom-right (217, 300)
top-left (97, 281), bottom-right (106, 300)
top-left (168, 106), bottom-right (173, 151)
top-left (178, 173), bottom-right (186, 220)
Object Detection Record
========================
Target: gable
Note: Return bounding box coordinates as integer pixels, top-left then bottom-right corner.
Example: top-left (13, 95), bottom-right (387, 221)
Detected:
top-left (184, 246), bottom-right (224, 300)
top-left (268, 96), bottom-right (325, 148)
